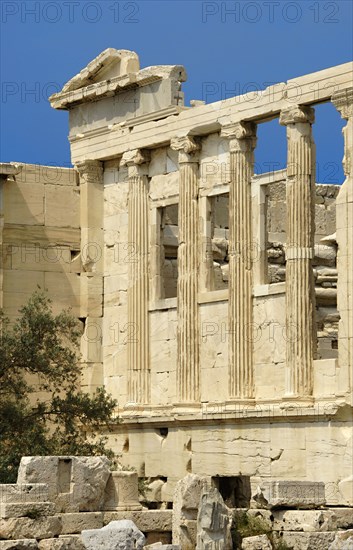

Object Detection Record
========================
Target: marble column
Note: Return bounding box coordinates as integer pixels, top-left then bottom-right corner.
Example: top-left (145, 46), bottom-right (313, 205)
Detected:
top-left (279, 105), bottom-right (316, 398)
top-left (171, 136), bottom-right (200, 403)
top-left (332, 88), bottom-right (353, 395)
top-left (221, 122), bottom-right (257, 400)
top-left (121, 149), bottom-right (150, 405)
top-left (76, 160), bottom-right (104, 391)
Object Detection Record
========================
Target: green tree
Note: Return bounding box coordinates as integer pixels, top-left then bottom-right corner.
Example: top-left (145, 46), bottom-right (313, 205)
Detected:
top-left (0, 290), bottom-right (117, 483)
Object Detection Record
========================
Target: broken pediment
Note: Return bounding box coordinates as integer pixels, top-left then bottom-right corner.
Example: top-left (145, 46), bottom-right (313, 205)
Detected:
top-left (61, 48), bottom-right (140, 93)
top-left (50, 48), bottom-right (187, 111)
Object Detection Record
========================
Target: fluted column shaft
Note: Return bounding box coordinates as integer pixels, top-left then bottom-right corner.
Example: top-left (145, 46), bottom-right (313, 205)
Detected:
top-left (171, 136), bottom-right (200, 403)
top-left (221, 122), bottom-right (257, 399)
top-left (121, 149), bottom-right (150, 404)
top-left (280, 106), bottom-right (316, 398)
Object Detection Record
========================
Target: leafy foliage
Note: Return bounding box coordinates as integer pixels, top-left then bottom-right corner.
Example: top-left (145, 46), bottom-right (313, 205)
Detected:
top-left (0, 291), bottom-right (117, 483)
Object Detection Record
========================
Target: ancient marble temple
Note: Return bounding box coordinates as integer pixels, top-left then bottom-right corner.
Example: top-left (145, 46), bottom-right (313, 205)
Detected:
top-left (1, 49), bottom-right (352, 507)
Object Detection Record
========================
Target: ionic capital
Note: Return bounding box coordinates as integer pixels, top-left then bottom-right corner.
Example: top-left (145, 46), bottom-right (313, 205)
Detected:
top-left (170, 135), bottom-right (200, 163)
top-left (76, 159), bottom-right (103, 184)
top-left (332, 87), bottom-right (353, 120)
top-left (121, 149), bottom-right (150, 178)
top-left (221, 121), bottom-right (256, 140)
top-left (279, 105), bottom-right (315, 126)
top-left (220, 121), bottom-right (257, 152)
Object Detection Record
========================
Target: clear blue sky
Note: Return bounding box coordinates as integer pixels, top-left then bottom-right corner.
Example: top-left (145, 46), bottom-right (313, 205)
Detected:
top-left (1, 0), bottom-right (352, 183)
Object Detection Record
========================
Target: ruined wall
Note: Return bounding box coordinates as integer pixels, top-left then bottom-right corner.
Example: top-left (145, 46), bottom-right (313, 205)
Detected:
top-left (1, 164), bottom-right (81, 322)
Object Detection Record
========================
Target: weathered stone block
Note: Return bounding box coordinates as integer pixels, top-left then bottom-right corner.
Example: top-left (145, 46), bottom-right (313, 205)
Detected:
top-left (17, 456), bottom-right (111, 513)
top-left (172, 474), bottom-right (206, 550)
top-left (58, 536), bottom-right (85, 550)
top-left (272, 509), bottom-right (337, 532)
top-left (241, 534), bottom-right (272, 549)
top-left (0, 502), bottom-right (55, 519)
top-left (329, 529), bottom-right (353, 549)
top-left (253, 481), bottom-right (326, 509)
top-left (102, 510), bottom-right (172, 532)
top-left (59, 512), bottom-right (103, 534)
top-left (275, 530), bottom-right (335, 549)
top-left (196, 486), bottom-right (232, 549)
top-left (0, 540), bottom-right (38, 550)
top-left (0, 485), bottom-right (49, 504)
top-left (82, 519), bottom-right (145, 550)
top-left (0, 516), bottom-right (62, 540)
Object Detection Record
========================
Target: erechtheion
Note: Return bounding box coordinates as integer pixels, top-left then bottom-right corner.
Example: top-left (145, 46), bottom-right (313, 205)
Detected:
top-left (1, 49), bottom-right (352, 516)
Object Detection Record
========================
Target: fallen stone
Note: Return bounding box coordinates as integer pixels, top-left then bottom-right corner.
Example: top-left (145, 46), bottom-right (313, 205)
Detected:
top-left (329, 508), bottom-right (353, 529)
top-left (58, 536), bottom-right (85, 550)
top-left (314, 244), bottom-right (337, 267)
top-left (252, 481), bottom-right (325, 509)
top-left (196, 486), bottom-right (232, 549)
top-left (0, 540), bottom-right (38, 549)
top-left (272, 509), bottom-right (337, 531)
top-left (144, 545), bottom-right (180, 550)
top-left (275, 530), bottom-right (335, 549)
top-left (81, 519), bottom-right (145, 550)
top-left (0, 516), bottom-right (62, 540)
top-left (102, 510), bottom-right (172, 532)
top-left (329, 529), bottom-right (353, 549)
top-left (172, 474), bottom-right (206, 550)
top-left (241, 534), bottom-right (272, 549)
top-left (17, 457), bottom-right (111, 513)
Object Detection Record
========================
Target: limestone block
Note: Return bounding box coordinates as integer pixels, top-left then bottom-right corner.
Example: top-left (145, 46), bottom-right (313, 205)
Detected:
top-left (0, 540), bottom-right (38, 549)
top-left (149, 148), bottom-right (167, 177)
top-left (45, 184), bottom-right (79, 228)
top-left (103, 471), bottom-right (141, 511)
top-left (144, 545), bottom-right (180, 550)
top-left (145, 480), bottom-right (165, 503)
top-left (166, 148), bottom-right (178, 173)
top-left (0, 516), bottom-right (62, 540)
top-left (0, 502), bottom-right (55, 519)
top-left (57, 536), bottom-right (85, 550)
top-left (276, 531), bottom-right (335, 549)
top-left (102, 511), bottom-right (172, 533)
top-left (39, 539), bottom-right (81, 550)
top-left (196, 486), bottom-right (232, 550)
top-left (3, 182), bottom-right (44, 225)
top-left (71, 457), bottom-right (111, 512)
top-left (149, 173), bottom-right (179, 201)
top-left (241, 535), bottom-right (272, 549)
top-left (17, 456), bottom-right (111, 513)
top-left (253, 481), bottom-right (326, 509)
top-left (314, 244), bottom-right (337, 267)
top-left (0, 485), bottom-right (49, 504)
top-left (81, 520), bottom-right (145, 550)
top-left (329, 530), bottom-right (353, 549)
top-left (59, 512), bottom-right (103, 534)
top-left (329, 508), bottom-right (353, 529)
top-left (272, 509), bottom-right (337, 532)
top-left (172, 474), bottom-right (206, 550)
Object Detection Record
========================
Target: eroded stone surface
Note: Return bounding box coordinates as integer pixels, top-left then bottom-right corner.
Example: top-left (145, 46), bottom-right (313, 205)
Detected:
top-left (81, 520), bottom-right (145, 550)
top-left (196, 486), bottom-right (232, 549)
top-left (241, 534), bottom-right (272, 550)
